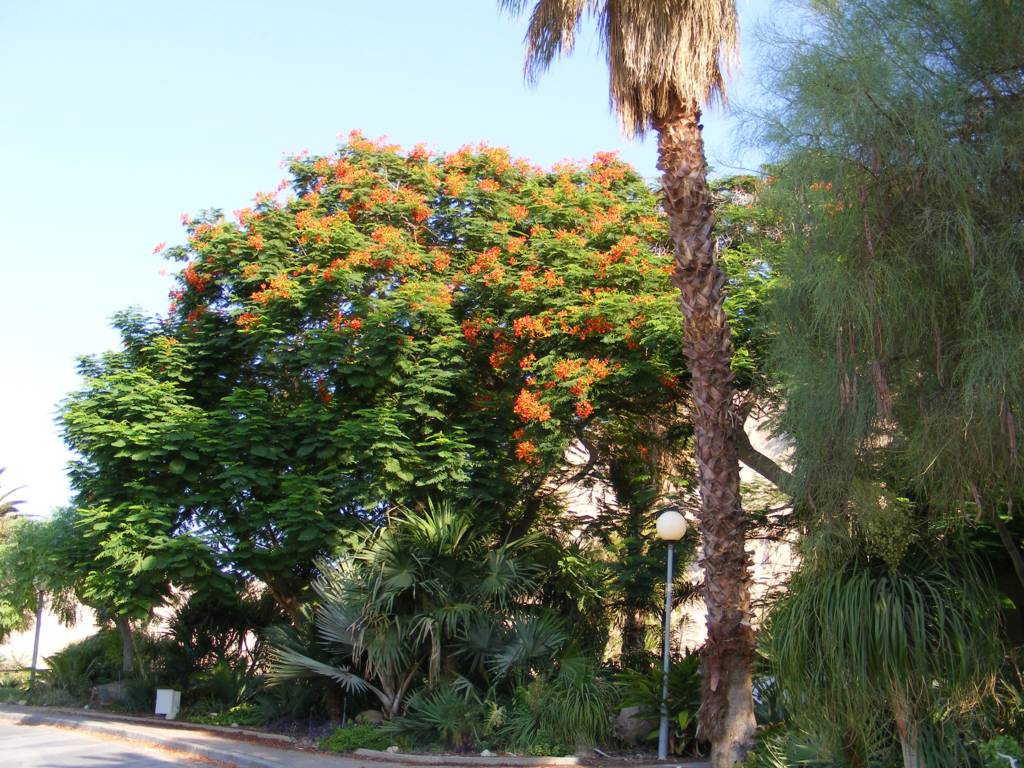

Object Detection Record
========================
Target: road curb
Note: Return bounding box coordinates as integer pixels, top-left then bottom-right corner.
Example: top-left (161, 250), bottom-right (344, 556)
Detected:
top-left (354, 749), bottom-right (585, 766)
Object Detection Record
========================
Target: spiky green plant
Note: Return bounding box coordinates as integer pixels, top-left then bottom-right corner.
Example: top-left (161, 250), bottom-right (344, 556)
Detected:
top-left (502, 649), bottom-right (614, 751)
top-left (386, 680), bottom-right (484, 750)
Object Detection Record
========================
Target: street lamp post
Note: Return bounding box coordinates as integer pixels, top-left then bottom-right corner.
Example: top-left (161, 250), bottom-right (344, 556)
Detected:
top-left (29, 589), bottom-right (44, 690)
top-left (655, 507), bottom-right (687, 761)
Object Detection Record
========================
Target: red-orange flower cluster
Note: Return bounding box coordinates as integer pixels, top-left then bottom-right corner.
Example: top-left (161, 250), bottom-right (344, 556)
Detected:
top-left (513, 389), bottom-right (551, 422)
top-left (488, 339), bottom-right (514, 370)
top-left (515, 440), bottom-right (538, 463)
top-left (462, 319), bottom-right (480, 345)
top-left (237, 312), bottom-right (260, 329)
top-left (512, 315), bottom-right (547, 339)
top-left (251, 273), bottom-right (293, 304)
top-left (183, 262), bottom-right (209, 292)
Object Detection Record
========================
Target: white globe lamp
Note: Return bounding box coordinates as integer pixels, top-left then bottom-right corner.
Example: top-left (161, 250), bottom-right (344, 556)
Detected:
top-left (656, 508), bottom-right (687, 541)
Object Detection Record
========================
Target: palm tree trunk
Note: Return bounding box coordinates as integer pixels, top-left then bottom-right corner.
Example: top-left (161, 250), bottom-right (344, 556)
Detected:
top-left (656, 103), bottom-right (756, 767)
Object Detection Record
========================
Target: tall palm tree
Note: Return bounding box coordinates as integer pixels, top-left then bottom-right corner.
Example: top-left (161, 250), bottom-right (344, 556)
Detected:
top-left (499, 2), bottom-right (755, 764)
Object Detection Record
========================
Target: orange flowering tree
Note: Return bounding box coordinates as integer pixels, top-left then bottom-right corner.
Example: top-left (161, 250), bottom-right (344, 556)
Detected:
top-left (165, 135), bottom-right (691, 524)
top-left (64, 136), bottom-right (777, 624)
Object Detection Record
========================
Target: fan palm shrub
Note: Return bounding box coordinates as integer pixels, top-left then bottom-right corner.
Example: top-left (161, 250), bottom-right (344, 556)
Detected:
top-left (271, 500), bottom-right (557, 716)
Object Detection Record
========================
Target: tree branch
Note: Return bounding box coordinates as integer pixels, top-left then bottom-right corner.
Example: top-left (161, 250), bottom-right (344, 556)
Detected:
top-left (734, 423), bottom-right (793, 492)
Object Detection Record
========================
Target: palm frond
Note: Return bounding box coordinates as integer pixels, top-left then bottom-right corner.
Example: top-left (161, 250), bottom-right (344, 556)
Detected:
top-left (502, 0), bottom-right (738, 135)
top-left (487, 612), bottom-right (567, 677)
top-left (268, 645), bottom-right (371, 695)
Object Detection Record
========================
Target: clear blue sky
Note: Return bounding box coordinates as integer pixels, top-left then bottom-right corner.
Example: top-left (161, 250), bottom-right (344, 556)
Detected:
top-left (0, 0), bottom-right (775, 518)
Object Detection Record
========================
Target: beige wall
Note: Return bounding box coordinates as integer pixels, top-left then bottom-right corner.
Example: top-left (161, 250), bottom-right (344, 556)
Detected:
top-left (556, 414), bottom-right (797, 655)
top-left (1, 603), bottom-right (99, 670)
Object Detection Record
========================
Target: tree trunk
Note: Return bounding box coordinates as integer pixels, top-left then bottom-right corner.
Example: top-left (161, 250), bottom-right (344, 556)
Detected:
top-left (621, 608), bottom-right (646, 658)
top-left (263, 573), bottom-right (307, 628)
top-left (656, 104), bottom-right (756, 767)
top-left (113, 615), bottom-right (136, 677)
top-left (893, 700), bottom-right (926, 768)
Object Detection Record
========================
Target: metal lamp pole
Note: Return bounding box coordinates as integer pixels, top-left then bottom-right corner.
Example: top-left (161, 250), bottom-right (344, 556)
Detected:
top-left (655, 507), bottom-right (687, 761)
top-left (29, 590), bottom-right (44, 690)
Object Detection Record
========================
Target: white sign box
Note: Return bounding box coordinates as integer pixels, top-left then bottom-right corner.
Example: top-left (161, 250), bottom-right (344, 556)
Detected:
top-left (155, 688), bottom-right (181, 720)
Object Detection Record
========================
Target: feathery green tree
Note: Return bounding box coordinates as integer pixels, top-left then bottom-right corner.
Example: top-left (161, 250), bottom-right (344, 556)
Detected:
top-left (758, 0), bottom-right (1023, 763)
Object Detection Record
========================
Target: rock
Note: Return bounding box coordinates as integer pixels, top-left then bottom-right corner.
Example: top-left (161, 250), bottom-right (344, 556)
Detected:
top-left (356, 709), bottom-right (385, 725)
top-left (386, 745), bottom-right (400, 754)
top-left (613, 705), bottom-right (657, 747)
top-left (17, 700), bottom-right (27, 706)
top-left (90, 681), bottom-right (129, 707)
top-left (480, 749), bottom-right (494, 757)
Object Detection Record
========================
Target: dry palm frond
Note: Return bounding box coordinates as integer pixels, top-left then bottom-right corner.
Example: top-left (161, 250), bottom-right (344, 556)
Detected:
top-left (501, 0), bottom-right (738, 135)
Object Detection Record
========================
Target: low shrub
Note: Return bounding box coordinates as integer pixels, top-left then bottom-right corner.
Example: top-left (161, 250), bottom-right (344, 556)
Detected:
top-left (44, 632), bottom-right (121, 691)
top-left (0, 687), bottom-right (25, 703)
top-left (615, 652), bottom-right (701, 754)
top-left (387, 683), bottom-right (482, 751)
top-left (525, 742), bottom-right (572, 757)
top-left (40, 651), bottom-right (97, 700)
top-left (186, 660), bottom-right (262, 711)
top-left (318, 723), bottom-right (393, 753)
top-left (503, 654), bottom-right (614, 751)
top-left (252, 682), bottom-right (324, 725)
top-left (979, 735), bottom-right (1024, 768)
top-left (0, 668), bottom-right (28, 689)
top-left (28, 686), bottom-right (81, 708)
top-left (740, 726), bottom-right (845, 768)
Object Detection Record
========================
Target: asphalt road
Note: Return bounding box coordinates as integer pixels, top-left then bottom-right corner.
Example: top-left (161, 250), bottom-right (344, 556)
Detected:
top-left (0, 722), bottom-right (199, 767)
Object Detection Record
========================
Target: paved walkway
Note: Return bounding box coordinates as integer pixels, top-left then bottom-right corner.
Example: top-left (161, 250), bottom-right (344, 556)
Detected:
top-left (0, 704), bottom-right (707, 768)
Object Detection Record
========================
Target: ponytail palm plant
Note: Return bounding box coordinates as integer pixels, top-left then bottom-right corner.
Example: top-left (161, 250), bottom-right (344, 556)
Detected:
top-left (271, 500), bottom-right (567, 716)
top-left (765, 537), bottom-right (1001, 768)
top-left (500, 2), bottom-right (754, 764)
